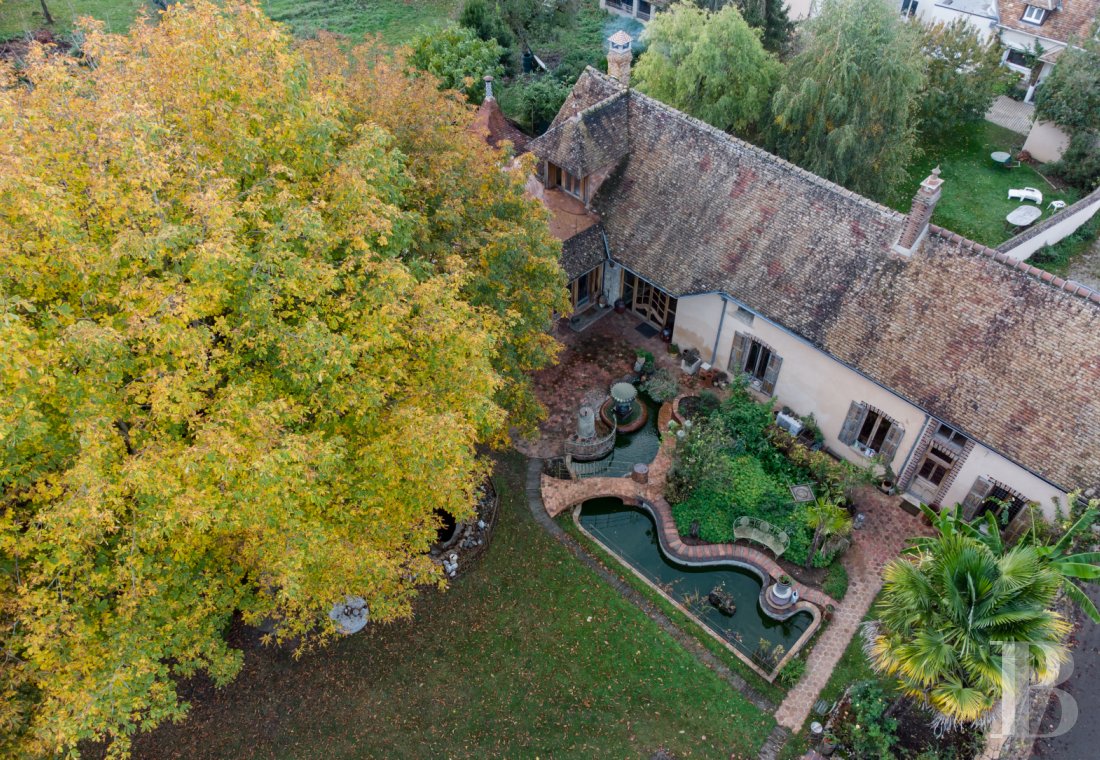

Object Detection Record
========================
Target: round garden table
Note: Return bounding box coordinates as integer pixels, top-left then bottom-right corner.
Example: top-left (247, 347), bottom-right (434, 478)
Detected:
top-left (1006, 205), bottom-right (1043, 228)
top-left (991, 151), bottom-right (1011, 166)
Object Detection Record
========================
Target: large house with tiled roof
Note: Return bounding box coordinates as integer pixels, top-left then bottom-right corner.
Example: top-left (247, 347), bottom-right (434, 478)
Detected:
top-left (519, 43), bottom-right (1100, 530)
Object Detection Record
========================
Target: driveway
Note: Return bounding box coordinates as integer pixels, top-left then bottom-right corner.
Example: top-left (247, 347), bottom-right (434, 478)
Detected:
top-left (1032, 584), bottom-right (1100, 758)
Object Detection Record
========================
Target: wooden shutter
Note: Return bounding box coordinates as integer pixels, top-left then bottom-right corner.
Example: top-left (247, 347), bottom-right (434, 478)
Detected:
top-left (761, 352), bottom-right (783, 395)
top-left (878, 422), bottom-right (905, 464)
top-left (729, 332), bottom-right (750, 374)
top-left (838, 402), bottom-right (867, 445)
top-left (960, 476), bottom-right (994, 521)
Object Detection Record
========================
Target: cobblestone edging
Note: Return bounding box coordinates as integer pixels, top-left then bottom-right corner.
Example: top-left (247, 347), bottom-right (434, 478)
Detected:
top-left (524, 457), bottom-right (777, 714)
top-left (757, 725), bottom-right (792, 760)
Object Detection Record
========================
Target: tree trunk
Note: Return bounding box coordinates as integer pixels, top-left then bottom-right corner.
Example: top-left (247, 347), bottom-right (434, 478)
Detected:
top-left (885, 692), bottom-right (913, 720)
top-left (39, 0), bottom-right (55, 25)
top-left (806, 523), bottom-right (824, 569)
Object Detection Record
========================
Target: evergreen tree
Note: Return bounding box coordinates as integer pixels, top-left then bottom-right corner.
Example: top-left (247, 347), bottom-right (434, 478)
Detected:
top-left (768, 0), bottom-right (925, 200)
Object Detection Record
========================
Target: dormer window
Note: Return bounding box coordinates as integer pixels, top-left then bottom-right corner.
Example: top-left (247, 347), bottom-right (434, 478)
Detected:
top-left (547, 163), bottom-right (585, 201)
top-left (1022, 5), bottom-right (1048, 24)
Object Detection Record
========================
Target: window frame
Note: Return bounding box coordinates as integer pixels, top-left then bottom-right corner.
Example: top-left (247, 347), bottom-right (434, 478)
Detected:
top-left (855, 408), bottom-right (895, 456)
top-left (1021, 5), bottom-right (1047, 24)
top-left (743, 337), bottom-right (773, 383)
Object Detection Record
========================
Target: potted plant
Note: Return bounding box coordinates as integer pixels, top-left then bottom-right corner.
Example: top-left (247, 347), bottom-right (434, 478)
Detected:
top-left (821, 732), bottom-right (838, 755)
top-left (613, 298), bottom-right (626, 314)
top-left (680, 347), bottom-right (702, 375)
top-left (877, 462), bottom-right (897, 495)
top-left (823, 603), bottom-right (835, 622)
top-left (776, 574), bottom-right (792, 591)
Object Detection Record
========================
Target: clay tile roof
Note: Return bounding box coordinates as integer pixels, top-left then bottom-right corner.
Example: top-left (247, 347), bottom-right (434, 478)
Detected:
top-left (608, 29), bottom-right (633, 46)
top-left (545, 67), bottom-right (1100, 492)
top-left (560, 224), bottom-right (608, 281)
top-left (471, 96), bottom-right (530, 153)
top-left (998, 0), bottom-right (1099, 43)
top-left (527, 90), bottom-right (630, 177)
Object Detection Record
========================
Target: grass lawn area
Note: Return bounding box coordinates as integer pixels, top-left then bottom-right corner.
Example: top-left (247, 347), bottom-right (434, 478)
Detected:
top-left (0, 0), bottom-right (459, 43)
top-left (892, 121), bottom-right (1081, 248)
top-left (129, 450), bottom-right (775, 759)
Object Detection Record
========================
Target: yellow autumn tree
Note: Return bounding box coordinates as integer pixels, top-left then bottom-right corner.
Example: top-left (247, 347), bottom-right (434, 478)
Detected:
top-left (0, 2), bottom-right (567, 756)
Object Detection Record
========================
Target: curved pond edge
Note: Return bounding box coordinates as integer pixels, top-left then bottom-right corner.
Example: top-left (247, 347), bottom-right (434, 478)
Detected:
top-left (572, 499), bottom-right (821, 682)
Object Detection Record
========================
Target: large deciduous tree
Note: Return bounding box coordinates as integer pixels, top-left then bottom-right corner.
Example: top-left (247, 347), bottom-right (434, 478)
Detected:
top-left (1035, 29), bottom-right (1100, 189)
top-left (768, 0), bottom-right (925, 200)
top-left (0, 2), bottom-right (566, 756)
top-left (633, 2), bottom-right (782, 137)
top-left (917, 18), bottom-right (1014, 140)
top-left (408, 25), bottom-right (504, 101)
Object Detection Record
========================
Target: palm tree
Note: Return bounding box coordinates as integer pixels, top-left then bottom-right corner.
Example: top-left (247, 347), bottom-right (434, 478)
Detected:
top-left (917, 501), bottom-right (1100, 623)
top-left (865, 532), bottom-right (1070, 730)
top-left (804, 495), bottom-right (851, 569)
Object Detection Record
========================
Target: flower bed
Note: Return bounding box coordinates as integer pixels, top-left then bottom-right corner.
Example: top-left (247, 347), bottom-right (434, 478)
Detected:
top-left (667, 384), bottom-right (870, 568)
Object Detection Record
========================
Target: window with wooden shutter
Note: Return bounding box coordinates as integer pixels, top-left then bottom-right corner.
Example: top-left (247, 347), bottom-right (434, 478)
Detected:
top-left (838, 402), bottom-right (867, 445)
top-left (729, 332), bottom-right (749, 375)
top-left (960, 476), bottom-right (994, 521)
top-left (878, 423), bottom-right (905, 464)
top-left (761, 352), bottom-right (783, 395)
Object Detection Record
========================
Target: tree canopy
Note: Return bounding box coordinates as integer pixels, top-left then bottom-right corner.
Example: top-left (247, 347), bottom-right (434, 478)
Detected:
top-left (0, 1), bottom-right (566, 755)
top-left (633, 2), bottom-right (782, 137)
top-left (1035, 28), bottom-right (1100, 189)
top-left (916, 18), bottom-right (1013, 139)
top-left (768, 0), bottom-right (925, 200)
top-left (408, 25), bottom-right (504, 101)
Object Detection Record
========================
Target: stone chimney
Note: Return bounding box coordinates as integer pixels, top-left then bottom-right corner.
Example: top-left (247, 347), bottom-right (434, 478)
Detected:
top-left (483, 75), bottom-right (494, 101)
top-left (894, 166), bottom-right (944, 255)
top-left (607, 30), bottom-right (633, 87)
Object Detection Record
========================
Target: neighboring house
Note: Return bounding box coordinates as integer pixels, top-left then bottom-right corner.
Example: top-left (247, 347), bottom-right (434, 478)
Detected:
top-left (601, 0), bottom-right (814, 22)
top-left (997, 0), bottom-right (1099, 102)
top-left (909, 0), bottom-right (999, 40)
top-left (518, 39), bottom-right (1100, 531)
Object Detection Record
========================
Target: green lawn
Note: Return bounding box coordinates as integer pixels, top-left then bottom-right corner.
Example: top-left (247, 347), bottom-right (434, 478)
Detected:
top-left (0, 0), bottom-right (459, 43)
top-left (894, 121), bottom-right (1081, 248)
top-left (129, 451), bottom-right (775, 759)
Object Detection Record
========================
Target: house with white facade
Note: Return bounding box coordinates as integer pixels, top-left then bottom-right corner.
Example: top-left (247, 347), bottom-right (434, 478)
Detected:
top-left (519, 44), bottom-right (1100, 532)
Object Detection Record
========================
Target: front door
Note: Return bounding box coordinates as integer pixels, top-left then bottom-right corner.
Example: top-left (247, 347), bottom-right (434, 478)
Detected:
top-left (623, 270), bottom-right (677, 332)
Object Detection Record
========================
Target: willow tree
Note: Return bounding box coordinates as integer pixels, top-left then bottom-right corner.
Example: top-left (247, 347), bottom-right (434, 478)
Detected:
top-left (0, 2), bottom-right (566, 756)
top-left (768, 0), bottom-right (925, 200)
top-left (633, 2), bottom-right (782, 137)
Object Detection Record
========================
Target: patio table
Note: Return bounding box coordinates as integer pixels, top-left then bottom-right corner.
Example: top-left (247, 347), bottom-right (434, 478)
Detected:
top-left (1006, 205), bottom-right (1042, 228)
top-left (991, 151), bottom-right (1011, 166)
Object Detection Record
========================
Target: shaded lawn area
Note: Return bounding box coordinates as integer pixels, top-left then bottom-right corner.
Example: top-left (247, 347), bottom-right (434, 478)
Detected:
top-left (129, 451), bottom-right (774, 759)
top-left (0, 0), bottom-right (459, 43)
top-left (892, 121), bottom-right (1081, 248)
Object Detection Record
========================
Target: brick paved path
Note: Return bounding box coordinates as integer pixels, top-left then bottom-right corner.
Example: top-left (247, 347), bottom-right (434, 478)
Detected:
top-left (772, 493), bottom-right (929, 731)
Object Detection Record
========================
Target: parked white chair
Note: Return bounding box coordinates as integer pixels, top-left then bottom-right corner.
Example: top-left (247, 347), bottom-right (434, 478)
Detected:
top-left (1008, 187), bottom-right (1043, 204)
top-left (1048, 200), bottom-right (1067, 212)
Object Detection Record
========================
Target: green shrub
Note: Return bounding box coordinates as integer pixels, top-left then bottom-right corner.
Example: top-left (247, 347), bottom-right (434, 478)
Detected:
top-left (498, 74), bottom-right (571, 134)
top-left (776, 655), bottom-right (806, 688)
top-left (642, 367), bottom-right (680, 403)
top-left (835, 681), bottom-right (898, 759)
top-left (823, 564), bottom-right (849, 600)
top-left (408, 27), bottom-right (504, 102)
top-left (460, 0), bottom-right (515, 67)
top-left (1029, 213), bottom-right (1100, 274)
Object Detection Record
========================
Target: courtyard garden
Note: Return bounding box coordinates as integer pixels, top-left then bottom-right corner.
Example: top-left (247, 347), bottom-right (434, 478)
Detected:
top-left (893, 120), bottom-right (1081, 248)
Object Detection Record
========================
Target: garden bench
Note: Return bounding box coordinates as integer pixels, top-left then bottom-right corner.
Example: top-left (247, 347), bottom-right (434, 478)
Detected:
top-left (732, 516), bottom-right (790, 558)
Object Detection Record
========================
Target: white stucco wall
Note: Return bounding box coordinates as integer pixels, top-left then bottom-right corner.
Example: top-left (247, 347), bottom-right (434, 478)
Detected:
top-left (670, 292), bottom-right (1069, 517)
top-left (941, 442), bottom-right (1066, 518)
top-left (1001, 189), bottom-right (1100, 261)
top-left (916, 5), bottom-right (997, 41)
top-left (1022, 119), bottom-right (1071, 164)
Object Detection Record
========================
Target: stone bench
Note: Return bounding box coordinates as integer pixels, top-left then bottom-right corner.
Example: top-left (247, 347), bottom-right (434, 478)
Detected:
top-left (733, 516), bottom-right (789, 558)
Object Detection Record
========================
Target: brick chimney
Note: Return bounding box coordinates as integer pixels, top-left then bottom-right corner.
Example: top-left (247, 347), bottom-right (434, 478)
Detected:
top-left (607, 30), bottom-right (633, 87)
top-left (894, 166), bottom-right (944, 255)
